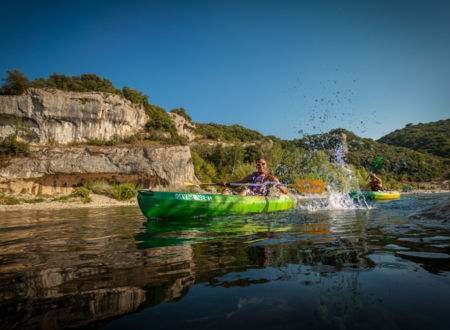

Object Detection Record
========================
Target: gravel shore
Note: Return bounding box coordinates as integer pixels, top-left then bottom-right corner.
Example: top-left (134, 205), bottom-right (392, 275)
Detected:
top-left (0, 194), bottom-right (137, 212)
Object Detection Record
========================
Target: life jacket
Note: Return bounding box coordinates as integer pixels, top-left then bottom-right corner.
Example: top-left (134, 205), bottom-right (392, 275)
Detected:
top-left (249, 172), bottom-right (269, 196)
top-left (369, 179), bottom-right (383, 191)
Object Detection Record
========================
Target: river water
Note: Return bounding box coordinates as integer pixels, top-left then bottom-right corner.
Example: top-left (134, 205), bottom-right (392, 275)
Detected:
top-left (0, 193), bottom-right (449, 329)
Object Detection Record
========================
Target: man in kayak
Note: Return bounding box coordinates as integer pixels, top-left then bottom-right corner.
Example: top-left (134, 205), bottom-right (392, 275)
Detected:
top-left (364, 172), bottom-right (384, 191)
top-left (220, 158), bottom-right (288, 196)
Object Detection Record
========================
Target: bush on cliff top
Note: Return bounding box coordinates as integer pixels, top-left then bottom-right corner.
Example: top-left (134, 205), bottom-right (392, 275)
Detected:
top-left (194, 123), bottom-right (264, 142)
top-left (170, 107), bottom-right (192, 122)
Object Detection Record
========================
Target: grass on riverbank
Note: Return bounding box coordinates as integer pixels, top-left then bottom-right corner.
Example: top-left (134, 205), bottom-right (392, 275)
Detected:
top-left (0, 194), bottom-right (45, 205)
top-left (0, 182), bottom-right (139, 205)
top-left (56, 182), bottom-right (140, 203)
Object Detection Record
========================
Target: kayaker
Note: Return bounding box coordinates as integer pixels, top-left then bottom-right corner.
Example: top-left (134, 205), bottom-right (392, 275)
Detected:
top-left (364, 172), bottom-right (384, 191)
top-left (220, 158), bottom-right (288, 196)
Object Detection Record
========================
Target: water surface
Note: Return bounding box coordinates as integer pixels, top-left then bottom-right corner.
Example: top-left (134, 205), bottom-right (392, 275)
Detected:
top-left (0, 193), bottom-right (449, 329)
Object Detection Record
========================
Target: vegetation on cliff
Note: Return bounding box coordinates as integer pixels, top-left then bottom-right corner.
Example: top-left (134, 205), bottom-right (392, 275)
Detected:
top-left (194, 123), bottom-right (264, 142)
top-left (0, 70), bottom-right (185, 144)
top-left (377, 119), bottom-right (450, 158)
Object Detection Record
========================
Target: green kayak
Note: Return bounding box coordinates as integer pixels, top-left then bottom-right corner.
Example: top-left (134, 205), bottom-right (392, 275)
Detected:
top-left (137, 191), bottom-right (298, 218)
top-left (349, 190), bottom-right (400, 201)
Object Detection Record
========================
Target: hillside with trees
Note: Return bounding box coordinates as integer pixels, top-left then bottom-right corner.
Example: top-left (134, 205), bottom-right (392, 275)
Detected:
top-left (292, 129), bottom-right (449, 183)
top-left (1, 70), bottom-right (448, 189)
top-left (377, 120), bottom-right (450, 158)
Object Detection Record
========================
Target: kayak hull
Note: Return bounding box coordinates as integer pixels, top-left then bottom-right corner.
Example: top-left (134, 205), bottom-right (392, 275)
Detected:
top-left (349, 190), bottom-right (400, 201)
top-left (137, 191), bottom-right (297, 218)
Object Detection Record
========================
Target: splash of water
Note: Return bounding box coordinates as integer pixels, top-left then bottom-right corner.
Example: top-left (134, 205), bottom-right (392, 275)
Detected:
top-left (294, 141), bottom-right (370, 211)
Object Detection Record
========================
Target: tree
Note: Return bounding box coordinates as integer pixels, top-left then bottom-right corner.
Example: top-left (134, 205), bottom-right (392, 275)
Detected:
top-left (170, 108), bottom-right (192, 122)
top-left (1, 69), bottom-right (30, 95)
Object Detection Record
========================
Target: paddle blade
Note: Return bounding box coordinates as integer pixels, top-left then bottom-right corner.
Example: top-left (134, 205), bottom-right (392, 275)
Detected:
top-left (371, 157), bottom-right (382, 172)
top-left (290, 180), bottom-right (325, 194)
top-left (184, 182), bottom-right (214, 186)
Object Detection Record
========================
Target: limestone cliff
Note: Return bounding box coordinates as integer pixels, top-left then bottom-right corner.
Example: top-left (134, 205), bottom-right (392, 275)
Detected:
top-left (0, 88), bottom-right (200, 194)
top-left (168, 112), bottom-right (196, 142)
top-left (0, 143), bottom-right (195, 195)
top-left (0, 88), bottom-right (149, 144)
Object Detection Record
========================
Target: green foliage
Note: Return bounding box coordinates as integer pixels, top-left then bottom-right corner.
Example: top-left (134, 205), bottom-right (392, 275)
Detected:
top-left (0, 70), bottom-right (30, 95)
top-left (85, 181), bottom-right (116, 197)
top-left (32, 73), bottom-right (118, 94)
top-left (52, 195), bottom-right (72, 202)
top-left (123, 134), bottom-right (139, 145)
top-left (71, 186), bottom-right (92, 203)
top-left (146, 105), bottom-right (173, 131)
top-left (0, 195), bottom-right (21, 205)
top-left (170, 108), bottom-right (192, 122)
top-left (377, 119), bottom-right (450, 158)
top-left (194, 123), bottom-right (264, 142)
top-left (292, 128), bottom-right (449, 182)
top-left (83, 181), bottom-right (138, 201)
top-left (122, 86), bottom-right (149, 106)
top-left (0, 194), bottom-right (45, 205)
top-left (191, 126), bottom-right (448, 190)
top-left (0, 134), bottom-right (30, 158)
top-left (113, 183), bottom-right (139, 201)
top-left (144, 105), bottom-right (187, 144)
top-left (191, 151), bottom-right (217, 182)
top-left (86, 135), bottom-right (121, 146)
top-left (22, 198), bottom-right (44, 204)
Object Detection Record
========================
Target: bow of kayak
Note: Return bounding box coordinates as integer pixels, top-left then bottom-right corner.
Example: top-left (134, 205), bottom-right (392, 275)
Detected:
top-left (349, 190), bottom-right (400, 200)
top-left (137, 191), bottom-right (298, 218)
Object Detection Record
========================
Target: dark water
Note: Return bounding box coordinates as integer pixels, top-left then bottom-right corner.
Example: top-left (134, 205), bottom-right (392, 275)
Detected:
top-left (0, 193), bottom-right (449, 330)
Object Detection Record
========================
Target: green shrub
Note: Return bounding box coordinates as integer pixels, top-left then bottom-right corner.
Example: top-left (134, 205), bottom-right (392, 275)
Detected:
top-left (114, 183), bottom-right (138, 201)
top-left (0, 195), bottom-right (21, 205)
top-left (87, 181), bottom-right (115, 197)
top-left (194, 123), bottom-right (264, 142)
top-left (86, 135), bottom-right (121, 146)
top-left (0, 134), bottom-right (30, 158)
top-left (71, 186), bottom-right (92, 203)
top-left (170, 107), bottom-right (192, 122)
top-left (52, 195), bottom-right (72, 202)
top-left (0, 69), bottom-right (30, 95)
top-left (22, 198), bottom-right (44, 204)
top-left (123, 134), bottom-right (139, 145)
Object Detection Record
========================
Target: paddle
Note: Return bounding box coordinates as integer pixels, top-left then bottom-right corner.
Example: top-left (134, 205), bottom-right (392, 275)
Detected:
top-left (370, 156), bottom-right (382, 173)
top-left (184, 179), bottom-right (325, 194)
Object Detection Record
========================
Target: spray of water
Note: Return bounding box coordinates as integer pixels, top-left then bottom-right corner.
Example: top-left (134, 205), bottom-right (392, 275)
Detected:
top-left (294, 141), bottom-right (371, 211)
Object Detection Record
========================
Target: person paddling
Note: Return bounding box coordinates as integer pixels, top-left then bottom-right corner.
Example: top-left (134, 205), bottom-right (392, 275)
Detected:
top-left (364, 172), bottom-right (384, 191)
top-left (220, 158), bottom-right (288, 196)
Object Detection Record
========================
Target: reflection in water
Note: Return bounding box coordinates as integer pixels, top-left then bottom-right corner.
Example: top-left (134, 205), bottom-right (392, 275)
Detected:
top-left (0, 194), bottom-right (449, 329)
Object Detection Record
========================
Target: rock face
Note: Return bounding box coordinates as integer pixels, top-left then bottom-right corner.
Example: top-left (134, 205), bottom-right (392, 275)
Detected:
top-left (168, 112), bottom-right (197, 141)
top-left (0, 88), bottom-right (149, 144)
top-left (0, 144), bottom-right (195, 195)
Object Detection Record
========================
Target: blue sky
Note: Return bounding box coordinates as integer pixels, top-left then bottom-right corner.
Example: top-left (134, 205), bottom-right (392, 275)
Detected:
top-left (1, 0), bottom-right (449, 140)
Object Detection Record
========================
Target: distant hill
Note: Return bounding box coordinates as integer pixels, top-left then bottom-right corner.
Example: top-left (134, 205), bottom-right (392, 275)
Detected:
top-left (377, 119), bottom-right (450, 158)
top-left (292, 128), bottom-right (449, 182)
